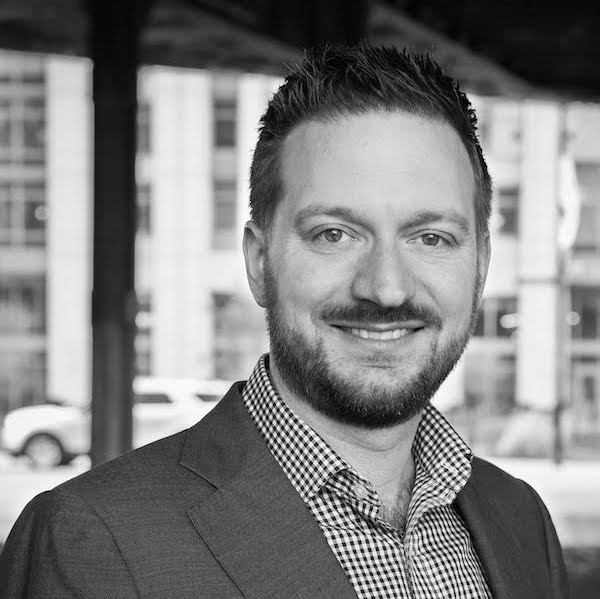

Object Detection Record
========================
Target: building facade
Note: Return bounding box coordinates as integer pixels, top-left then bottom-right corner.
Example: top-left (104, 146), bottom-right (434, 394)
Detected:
top-left (0, 50), bottom-right (599, 456)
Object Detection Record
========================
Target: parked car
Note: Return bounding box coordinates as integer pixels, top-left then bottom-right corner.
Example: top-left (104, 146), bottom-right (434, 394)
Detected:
top-left (0, 377), bottom-right (231, 468)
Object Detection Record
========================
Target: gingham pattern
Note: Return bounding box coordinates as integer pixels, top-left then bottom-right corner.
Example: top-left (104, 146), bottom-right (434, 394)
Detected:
top-left (242, 355), bottom-right (492, 599)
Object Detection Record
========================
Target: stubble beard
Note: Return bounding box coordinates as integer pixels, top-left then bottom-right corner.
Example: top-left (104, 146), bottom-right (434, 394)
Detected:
top-left (264, 258), bottom-right (482, 429)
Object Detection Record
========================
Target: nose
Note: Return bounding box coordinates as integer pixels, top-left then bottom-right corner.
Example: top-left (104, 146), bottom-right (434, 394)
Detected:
top-left (351, 243), bottom-right (416, 307)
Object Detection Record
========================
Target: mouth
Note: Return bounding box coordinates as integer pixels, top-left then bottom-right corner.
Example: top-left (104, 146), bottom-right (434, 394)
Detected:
top-left (331, 323), bottom-right (425, 342)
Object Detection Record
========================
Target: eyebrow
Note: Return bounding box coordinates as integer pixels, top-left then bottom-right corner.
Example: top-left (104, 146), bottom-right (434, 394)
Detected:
top-left (293, 205), bottom-right (472, 235)
top-left (405, 209), bottom-right (472, 235)
top-left (293, 206), bottom-right (362, 230)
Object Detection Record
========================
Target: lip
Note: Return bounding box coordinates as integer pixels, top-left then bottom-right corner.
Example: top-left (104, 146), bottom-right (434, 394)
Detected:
top-left (328, 320), bottom-right (426, 332)
top-left (329, 322), bottom-right (426, 342)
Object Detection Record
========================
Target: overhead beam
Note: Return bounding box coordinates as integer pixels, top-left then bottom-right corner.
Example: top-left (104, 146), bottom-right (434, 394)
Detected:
top-left (368, 3), bottom-right (533, 98)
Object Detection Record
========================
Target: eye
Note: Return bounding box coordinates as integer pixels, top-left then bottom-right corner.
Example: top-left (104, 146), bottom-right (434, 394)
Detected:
top-left (317, 228), bottom-right (347, 243)
top-left (410, 232), bottom-right (454, 248)
top-left (421, 233), bottom-right (444, 246)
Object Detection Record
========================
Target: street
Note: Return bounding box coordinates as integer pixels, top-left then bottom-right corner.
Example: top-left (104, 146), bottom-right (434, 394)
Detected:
top-left (1, 452), bottom-right (599, 547)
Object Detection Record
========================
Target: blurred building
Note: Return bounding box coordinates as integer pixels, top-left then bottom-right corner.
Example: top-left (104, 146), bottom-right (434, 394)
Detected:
top-left (0, 51), bottom-right (271, 414)
top-left (449, 97), bottom-right (600, 454)
top-left (0, 50), bottom-right (599, 454)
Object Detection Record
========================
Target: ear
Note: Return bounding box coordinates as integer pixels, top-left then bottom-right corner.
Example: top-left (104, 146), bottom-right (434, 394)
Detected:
top-left (243, 221), bottom-right (268, 308)
top-left (476, 232), bottom-right (491, 306)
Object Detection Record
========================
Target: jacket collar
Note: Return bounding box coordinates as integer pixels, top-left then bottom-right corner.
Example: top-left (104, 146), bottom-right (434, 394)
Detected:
top-left (455, 458), bottom-right (542, 599)
top-left (181, 383), bottom-right (358, 599)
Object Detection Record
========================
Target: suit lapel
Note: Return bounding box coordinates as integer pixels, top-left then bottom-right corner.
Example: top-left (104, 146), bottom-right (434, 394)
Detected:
top-left (455, 459), bottom-right (539, 599)
top-left (181, 384), bottom-right (358, 599)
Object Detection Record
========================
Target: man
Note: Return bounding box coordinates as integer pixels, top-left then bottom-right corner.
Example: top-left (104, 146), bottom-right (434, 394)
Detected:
top-left (1, 45), bottom-right (567, 598)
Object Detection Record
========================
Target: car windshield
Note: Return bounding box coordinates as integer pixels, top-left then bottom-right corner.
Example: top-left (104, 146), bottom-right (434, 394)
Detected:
top-left (195, 394), bottom-right (221, 402)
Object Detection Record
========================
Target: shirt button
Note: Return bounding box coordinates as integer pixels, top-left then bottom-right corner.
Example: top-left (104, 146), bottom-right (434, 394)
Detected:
top-left (353, 482), bottom-right (369, 500)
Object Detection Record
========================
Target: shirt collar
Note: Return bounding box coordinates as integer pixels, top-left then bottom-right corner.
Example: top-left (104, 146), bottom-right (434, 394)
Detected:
top-left (414, 403), bottom-right (473, 496)
top-left (242, 354), bottom-right (473, 501)
top-left (242, 355), bottom-right (347, 502)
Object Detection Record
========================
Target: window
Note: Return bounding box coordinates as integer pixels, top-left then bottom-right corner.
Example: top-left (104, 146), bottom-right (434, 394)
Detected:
top-left (574, 162), bottom-right (600, 252)
top-left (495, 187), bottom-right (519, 235)
top-left (195, 393), bottom-right (222, 403)
top-left (570, 356), bottom-right (600, 451)
top-left (0, 276), bottom-right (45, 334)
top-left (0, 182), bottom-right (46, 246)
top-left (135, 291), bottom-right (153, 375)
top-left (137, 100), bottom-right (151, 154)
top-left (212, 73), bottom-right (237, 148)
top-left (0, 349), bottom-right (45, 416)
top-left (212, 179), bottom-right (237, 249)
top-left (571, 287), bottom-right (600, 339)
top-left (137, 182), bottom-right (151, 235)
top-left (0, 70), bottom-right (45, 165)
top-left (24, 183), bottom-right (46, 241)
top-left (213, 97), bottom-right (236, 147)
top-left (212, 292), bottom-right (269, 379)
top-left (211, 74), bottom-right (238, 248)
top-left (23, 96), bottom-right (45, 159)
top-left (464, 352), bottom-right (516, 414)
top-left (473, 297), bottom-right (518, 338)
top-left (134, 393), bottom-right (171, 405)
top-left (0, 98), bottom-right (10, 147)
top-left (213, 293), bottom-right (243, 378)
top-left (0, 184), bottom-right (11, 230)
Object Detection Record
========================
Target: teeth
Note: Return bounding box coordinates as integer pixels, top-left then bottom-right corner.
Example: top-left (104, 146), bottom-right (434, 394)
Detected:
top-left (349, 328), bottom-right (412, 340)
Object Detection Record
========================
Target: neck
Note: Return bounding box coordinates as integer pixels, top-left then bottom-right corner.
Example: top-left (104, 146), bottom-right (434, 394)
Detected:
top-left (269, 360), bottom-right (422, 499)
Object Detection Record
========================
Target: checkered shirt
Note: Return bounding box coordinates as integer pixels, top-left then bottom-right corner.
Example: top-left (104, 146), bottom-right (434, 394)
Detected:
top-left (242, 355), bottom-right (492, 599)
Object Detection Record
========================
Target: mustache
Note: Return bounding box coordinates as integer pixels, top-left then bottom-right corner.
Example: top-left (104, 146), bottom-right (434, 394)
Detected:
top-left (319, 301), bottom-right (442, 328)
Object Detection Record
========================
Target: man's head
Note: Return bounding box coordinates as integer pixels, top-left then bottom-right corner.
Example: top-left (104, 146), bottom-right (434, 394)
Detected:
top-left (244, 44), bottom-right (491, 429)
top-left (249, 44), bottom-right (492, 242)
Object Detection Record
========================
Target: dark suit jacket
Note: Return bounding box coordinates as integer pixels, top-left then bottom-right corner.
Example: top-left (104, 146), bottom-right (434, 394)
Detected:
top-left (0, 383), bottom-right (569, 598)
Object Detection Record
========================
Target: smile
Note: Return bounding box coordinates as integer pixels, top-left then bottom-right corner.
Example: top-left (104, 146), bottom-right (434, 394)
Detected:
top-left (350, 328), bottom-right (410, 340)
top-left (334, 325), bottom-right (423, 341)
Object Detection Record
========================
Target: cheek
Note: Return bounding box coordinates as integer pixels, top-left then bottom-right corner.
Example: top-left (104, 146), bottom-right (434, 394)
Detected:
top-left (275, 252), bottom-right (353, 315)
top-left (420, 263), bottom-right (477, 321)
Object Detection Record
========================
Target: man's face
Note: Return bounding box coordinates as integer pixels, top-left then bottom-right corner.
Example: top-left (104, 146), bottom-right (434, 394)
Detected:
top-left (244, 111), bottom-right (489, 428)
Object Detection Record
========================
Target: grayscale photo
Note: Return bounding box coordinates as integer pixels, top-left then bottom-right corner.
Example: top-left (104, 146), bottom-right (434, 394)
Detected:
top-left (0, 2), bottom-right (599, 598)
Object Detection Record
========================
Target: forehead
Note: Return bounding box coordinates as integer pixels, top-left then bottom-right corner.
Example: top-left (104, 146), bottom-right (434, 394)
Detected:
top-left (277, 111), bottom-right (475, 225)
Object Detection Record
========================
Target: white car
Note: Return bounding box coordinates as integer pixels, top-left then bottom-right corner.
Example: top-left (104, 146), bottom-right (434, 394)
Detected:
top-left (0, 377), bottom-right (231, 468)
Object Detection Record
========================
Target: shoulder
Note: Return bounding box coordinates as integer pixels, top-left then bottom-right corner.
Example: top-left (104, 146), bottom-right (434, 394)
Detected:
top-left (6, 428), bottom-right (205, 541)
top-left (0, 429), bottom-right (214, 594)
top-left (470, 456), bottom-right (539, 500)
top-left (0, 481), bottom-right (141, 597)
top-left (470, 456), bottom-right (521, 485)
top-left (10, 420), bottom-right (219, 530)
top-left (469, 456), bottom-right (556, 524)
top-left (54, 428), bottom-right (189, 499)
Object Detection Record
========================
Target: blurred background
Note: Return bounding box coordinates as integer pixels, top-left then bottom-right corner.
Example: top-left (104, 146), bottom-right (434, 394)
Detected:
top-left (0, 1), bottom-right (598, 595)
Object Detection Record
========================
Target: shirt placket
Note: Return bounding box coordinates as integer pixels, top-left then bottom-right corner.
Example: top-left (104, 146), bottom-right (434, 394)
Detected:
top-left (337, 471), bottom-right (420, 599)
top-left (402, 463), bottom-right (461, 599)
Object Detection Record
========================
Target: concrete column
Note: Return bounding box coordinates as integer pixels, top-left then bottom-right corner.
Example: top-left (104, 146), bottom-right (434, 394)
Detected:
top-left (46, 57), bottom-right (91, 407)
top-left (178, 71), bottom-right (214, 378)
top-left (516, 102), bottom-right (561, 410)
top-left (150, 69), bottom-right (213, 378)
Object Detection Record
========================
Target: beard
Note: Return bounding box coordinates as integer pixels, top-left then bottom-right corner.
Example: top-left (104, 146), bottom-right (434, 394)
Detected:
top-left (264, 257), bottom-right (482, 429)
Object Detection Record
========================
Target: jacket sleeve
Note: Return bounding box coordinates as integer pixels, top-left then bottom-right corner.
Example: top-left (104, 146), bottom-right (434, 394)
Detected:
top-left (0, 489), bottom-right (139, 599)
top-left (521, 480), bottom-right (570, 599)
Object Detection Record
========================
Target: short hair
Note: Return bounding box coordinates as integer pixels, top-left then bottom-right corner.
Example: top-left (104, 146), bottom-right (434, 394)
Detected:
top-left (249, 43), bottom-right (492, 240)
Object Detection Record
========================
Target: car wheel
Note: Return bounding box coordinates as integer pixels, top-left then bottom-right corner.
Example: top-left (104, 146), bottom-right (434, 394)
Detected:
top-left (23, 434), bottom-right (66, 468)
